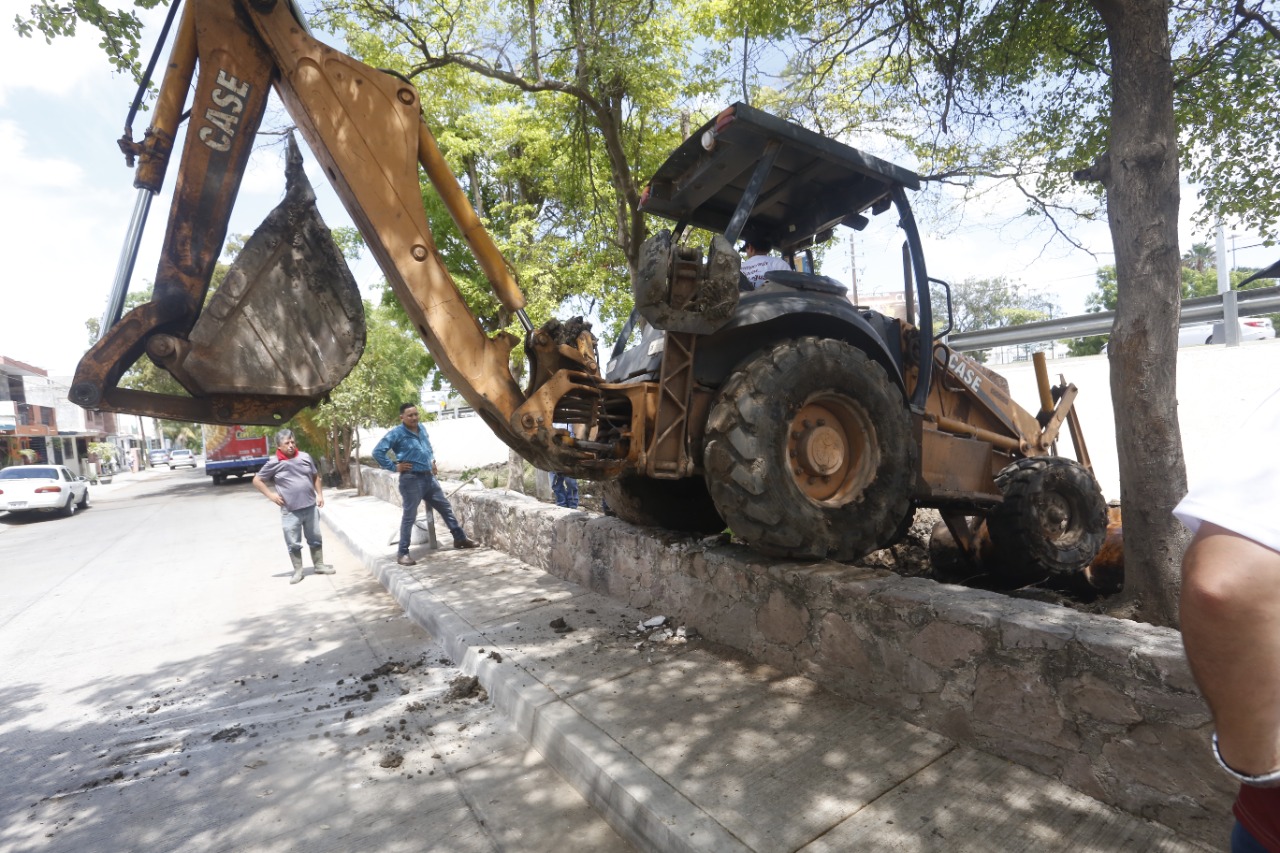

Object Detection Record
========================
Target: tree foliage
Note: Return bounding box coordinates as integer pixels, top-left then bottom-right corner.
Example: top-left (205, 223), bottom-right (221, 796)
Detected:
top-left (742, 0), bottom-right (1280, 626)
top-left (306, 299), bottom-right (434, 485)
top-left (946, 277), bottom-right (1057, 332)
top-left (939, 277), bottom-right (1057, 361)
top-left (311, 0), bottom-right (733, 344)
top-left (12, 0), bottom-right (168, 79)
top-left (1067, 260), bottom-right (1280, 356)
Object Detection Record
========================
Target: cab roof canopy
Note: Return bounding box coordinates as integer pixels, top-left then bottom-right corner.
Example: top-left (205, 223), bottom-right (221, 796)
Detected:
top-left (640, 103), bottom-right (921, 255)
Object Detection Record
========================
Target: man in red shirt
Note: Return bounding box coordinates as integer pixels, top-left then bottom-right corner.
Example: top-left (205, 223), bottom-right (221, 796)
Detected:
top-left (253, 429), bottom-right (333, 585)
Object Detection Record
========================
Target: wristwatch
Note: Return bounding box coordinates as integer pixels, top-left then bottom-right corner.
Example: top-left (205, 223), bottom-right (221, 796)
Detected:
top-left (1213, 733), bottom-right (1280, 787)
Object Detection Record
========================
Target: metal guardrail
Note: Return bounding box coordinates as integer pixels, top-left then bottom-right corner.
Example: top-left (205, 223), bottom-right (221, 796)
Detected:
top-left (946, 285), bottom-right (1280, 352)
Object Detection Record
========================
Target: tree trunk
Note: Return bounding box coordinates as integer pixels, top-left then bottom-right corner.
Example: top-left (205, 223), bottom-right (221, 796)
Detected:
top-left (534, 468), bottom-right (553, 501)
top-left (506, 448), bottom-right (525, 493)
top-left (332, 426), bottom-right (357, 493)
top-left (1092, 0), bottom-right (1189, 626)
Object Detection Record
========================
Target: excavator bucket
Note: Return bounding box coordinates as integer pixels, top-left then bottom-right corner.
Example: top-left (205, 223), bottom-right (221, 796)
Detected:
top-left (151, 136), bottom-right (366, 400)
top-left (76, 136), bottom-right (366, 425)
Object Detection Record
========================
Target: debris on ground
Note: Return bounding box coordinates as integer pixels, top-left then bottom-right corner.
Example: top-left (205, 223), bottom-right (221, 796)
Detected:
top-left (548, 617), bottom-right (573, 634)
top-left (379, 751), bottom-right (404, 769)
top-left (629, 617), bottom-right (699, 649)
top-left (443, 675), bottom-right (486, 703)
top-left (361, 660), bottom-right (413, 681)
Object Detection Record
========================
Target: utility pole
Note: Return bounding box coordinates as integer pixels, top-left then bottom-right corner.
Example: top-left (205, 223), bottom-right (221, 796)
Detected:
top-left (848, 234), bottom-right (859, 305)
top-left (1215, 223), bottom-right (1240, 347)
top-left (137, 414), bottom-right (149, 468)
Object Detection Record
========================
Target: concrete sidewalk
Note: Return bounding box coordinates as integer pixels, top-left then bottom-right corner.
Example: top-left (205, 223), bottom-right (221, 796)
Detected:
top-left (320, 488), bottom-right (1213, 853)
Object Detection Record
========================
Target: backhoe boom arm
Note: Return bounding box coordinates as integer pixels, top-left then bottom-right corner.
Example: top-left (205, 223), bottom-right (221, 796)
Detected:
top-left (73, 0), bottom-right (591, 472)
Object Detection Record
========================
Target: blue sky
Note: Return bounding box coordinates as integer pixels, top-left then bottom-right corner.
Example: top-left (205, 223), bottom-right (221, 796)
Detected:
top-left (3, 6), bottom-right (1275, 377)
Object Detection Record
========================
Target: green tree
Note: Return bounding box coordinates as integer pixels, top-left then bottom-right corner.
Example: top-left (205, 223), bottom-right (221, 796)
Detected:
top-left (761, 0), bottom-right (1280, 626)
top-left (1066, 262), bottom-right (1280, 357)
top-left (309, 300), bottom-right (434, 488)
top-left (939, 277), bottom-right (1057, 362)
top-left (1181, 242), bottom-right (1214, 274)
top-left (1064, 267), bottom-right (1118, 357)
top-left (312, 0), bottom-right (725, 318)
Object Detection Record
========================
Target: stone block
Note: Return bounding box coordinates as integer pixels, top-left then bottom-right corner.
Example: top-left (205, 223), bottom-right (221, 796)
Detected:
top-left (755, 588), bottom-right (810, 647)
top-left (973, 663), bottom-right (1067, 747)
top-left (999, 606), bottom-right (1076, 650)
top-left (906, 621), bottom-right (987, 668)
top-left (1062, 673), bottom-right (1142, 725)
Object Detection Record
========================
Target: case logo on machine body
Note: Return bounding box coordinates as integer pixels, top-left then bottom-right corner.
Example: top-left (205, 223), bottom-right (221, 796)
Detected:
top-left (945, 349), bottom-right (984, 394)
top-left (933, 344), bottom-right (1018, 434)
top-left (200, 70), bottom-right (251, 152)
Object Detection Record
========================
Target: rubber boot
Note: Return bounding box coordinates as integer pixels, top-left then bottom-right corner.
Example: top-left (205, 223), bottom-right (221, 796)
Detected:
top-left (289, 550), bottom-right (305, 584)
top-left (311, 545), bottom-right (335, 575)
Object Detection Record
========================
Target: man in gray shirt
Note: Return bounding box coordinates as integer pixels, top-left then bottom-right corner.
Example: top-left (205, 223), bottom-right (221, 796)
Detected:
top-left (253, 429), bottom-right (334, 584)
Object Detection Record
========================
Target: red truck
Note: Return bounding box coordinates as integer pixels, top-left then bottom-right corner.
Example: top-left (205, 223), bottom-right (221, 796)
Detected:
top-left (202, 424), bottom-right (270, 485)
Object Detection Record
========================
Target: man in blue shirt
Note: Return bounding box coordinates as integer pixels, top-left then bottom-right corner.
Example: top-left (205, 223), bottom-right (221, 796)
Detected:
top-left (372, 403), bottom-right (479, 565)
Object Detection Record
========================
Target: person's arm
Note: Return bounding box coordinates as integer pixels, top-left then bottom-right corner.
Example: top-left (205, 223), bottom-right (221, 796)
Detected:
top-left (313, 473), bottom-right (325, 508)
top-left (252, 465), bottom-right (285, 507)
top-left (371, 430), bottom-right (396, 471)
top-left (423, 429), bottom-right (437, 475)
top-left (1181, 522), bottom-right (1280, 778)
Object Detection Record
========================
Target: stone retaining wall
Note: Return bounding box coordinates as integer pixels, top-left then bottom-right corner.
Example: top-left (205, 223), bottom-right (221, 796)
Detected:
top-left (355, 464), bottom-right (1233, 844)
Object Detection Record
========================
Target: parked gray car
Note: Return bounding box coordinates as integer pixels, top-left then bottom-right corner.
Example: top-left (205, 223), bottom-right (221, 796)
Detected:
top-left (168, 449), bottom-right (197, 469)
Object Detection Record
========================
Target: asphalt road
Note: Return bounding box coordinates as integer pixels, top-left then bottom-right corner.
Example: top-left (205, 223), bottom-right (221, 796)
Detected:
top-left (0, 467), bottom-right (630, 852)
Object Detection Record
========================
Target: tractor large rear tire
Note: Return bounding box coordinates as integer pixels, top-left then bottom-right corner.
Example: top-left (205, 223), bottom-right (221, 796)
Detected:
top-left (702, 337), bottom-right (915, 561)
top-left (987, 457), bottom-right (1107, 586)
top-left (601, 475), bottom-right (726, 533)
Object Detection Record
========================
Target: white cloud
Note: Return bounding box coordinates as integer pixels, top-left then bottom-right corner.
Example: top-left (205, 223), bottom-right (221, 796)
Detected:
top-left (0, 28), bottom-right (106, 105)
top-left (0, 120), bottom-right (86, 188)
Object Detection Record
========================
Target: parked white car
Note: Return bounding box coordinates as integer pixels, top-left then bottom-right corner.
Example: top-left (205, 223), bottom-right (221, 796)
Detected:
top-left (1178, 316), bottom-right (1276, 347)
top-left (0, 465), bottom-right (90, 516)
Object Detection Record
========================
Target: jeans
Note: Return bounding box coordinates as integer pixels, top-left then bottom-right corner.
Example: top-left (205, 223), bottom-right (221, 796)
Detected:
top-left (1232, 821), bottom-right (1270, 853)
top-left (281, 504), bottom-right (322, 554)
top-left (552, 473), bottom-right (579, 508)
top-left (398, 471), bottom-right (464, 554)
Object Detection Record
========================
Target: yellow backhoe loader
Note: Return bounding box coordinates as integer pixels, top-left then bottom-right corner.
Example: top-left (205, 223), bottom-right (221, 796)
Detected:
top-left (74, 0), bottom-right (1108, 583)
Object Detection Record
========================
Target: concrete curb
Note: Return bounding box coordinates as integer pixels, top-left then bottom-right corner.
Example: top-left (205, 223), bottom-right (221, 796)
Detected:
top-left (325, 508), bottom-right (751, 853)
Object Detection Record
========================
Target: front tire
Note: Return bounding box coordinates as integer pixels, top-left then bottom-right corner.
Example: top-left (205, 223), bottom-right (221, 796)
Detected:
top-left (78, 489), bottom-right (90, 510)
top-left (702, 337), bottom-right (915, 561)
top-left (601, 475), bottom-right (725, 533)
top-left (986, 457), bottom-right (1107, 585)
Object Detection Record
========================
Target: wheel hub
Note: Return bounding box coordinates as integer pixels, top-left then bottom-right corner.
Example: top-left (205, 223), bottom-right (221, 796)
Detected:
top-left (788, 398), bottom-right (877, 503)
top-left (797, 424), bottom-right (846, 475)
top-left (1036, 484), bottom-right (1082, 546)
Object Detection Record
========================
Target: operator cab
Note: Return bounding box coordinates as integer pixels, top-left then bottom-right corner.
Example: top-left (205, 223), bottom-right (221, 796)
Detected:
top-left (607, 102), bottom-right (940, 411)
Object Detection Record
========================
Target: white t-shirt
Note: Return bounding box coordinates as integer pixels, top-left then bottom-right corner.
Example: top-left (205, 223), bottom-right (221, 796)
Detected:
top-left (1173, 386), bottom-right (1280, 553)
top-left (741, 254), bottom-right (790, 289)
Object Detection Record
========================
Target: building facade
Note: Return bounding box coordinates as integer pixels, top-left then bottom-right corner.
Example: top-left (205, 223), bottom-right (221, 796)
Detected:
top-left (0, 355), bottom-right (121, 474)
